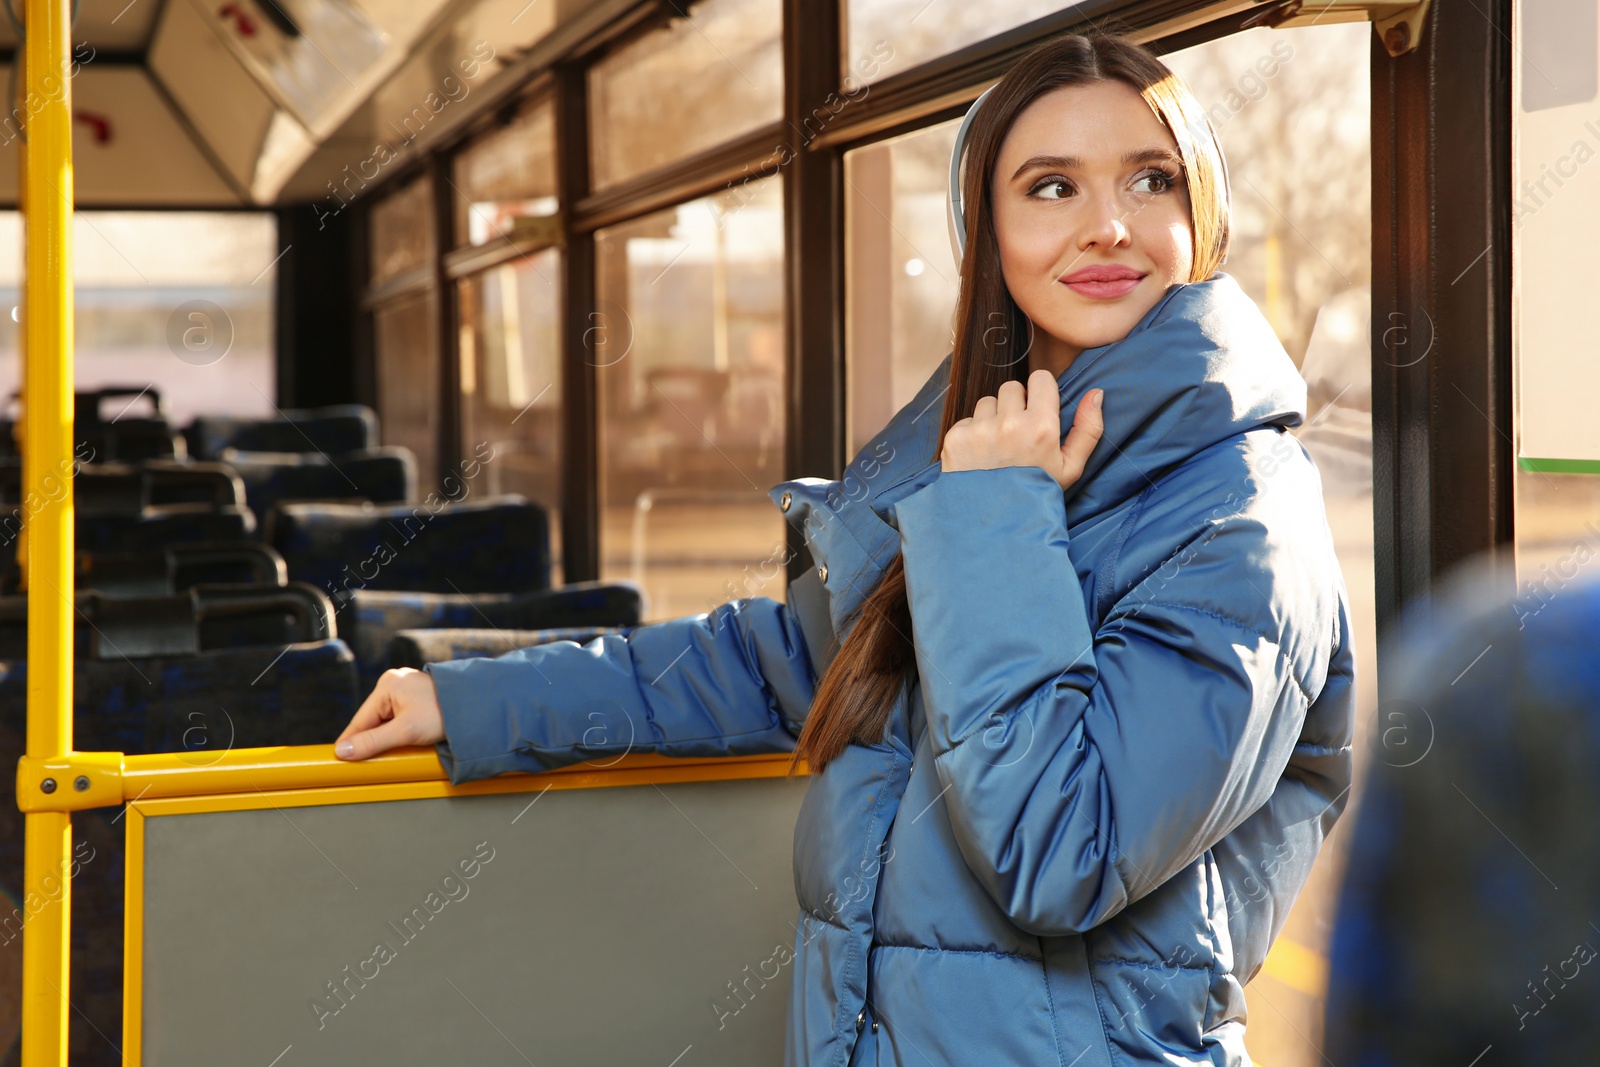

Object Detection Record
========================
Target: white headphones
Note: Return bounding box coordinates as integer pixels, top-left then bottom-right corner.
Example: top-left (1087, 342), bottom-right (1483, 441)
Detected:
top-left (945, 85), bottom-right (1233, 266)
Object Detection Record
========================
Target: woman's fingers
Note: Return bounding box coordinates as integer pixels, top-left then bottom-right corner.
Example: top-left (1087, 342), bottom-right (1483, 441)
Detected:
top-left (1025, 370), bottom-right (1058, 432)
top-left (335, 680), bottom-right (395, 747)
top-left (335, 668), bottom-right (445, 760)
top-left (942, 372), bottom-right (1104, 486)
top-left (994, 378), bottom-right (1026, 418)
top-left (339, 714), bottom-right (419, 762)
top-left (1058, 389), bottom-right (1105, 484)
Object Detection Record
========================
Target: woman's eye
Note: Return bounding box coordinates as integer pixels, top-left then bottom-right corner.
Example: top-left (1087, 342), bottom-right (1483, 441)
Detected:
top-left (1133, 169), bottom-right (1178, 194)
top-left (1029, 178), bottom-right (1073, 200)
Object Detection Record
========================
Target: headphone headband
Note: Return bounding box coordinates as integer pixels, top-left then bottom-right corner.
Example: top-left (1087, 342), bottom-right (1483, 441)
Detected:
top-left (945, 86), bottom-right (1233, 266)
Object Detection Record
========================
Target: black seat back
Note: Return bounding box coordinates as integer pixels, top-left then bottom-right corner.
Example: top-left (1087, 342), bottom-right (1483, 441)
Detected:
top-left (0, 583), bottom-right (334, 660)
top-left (343, 581), bottom-right (645, 687)
top-left (75, 387), bottom-right (183, 462)
top-left (186, 405), bottom-right (378, 460)
top-left (223, 446), bottom-right (416, 517)
top-left (270, 495), bottom-right (551, 600)
top-left (77, 543), bottom-right (286, 597)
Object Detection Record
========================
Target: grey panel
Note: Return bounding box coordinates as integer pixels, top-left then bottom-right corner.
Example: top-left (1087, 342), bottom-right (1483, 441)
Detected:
top-left (1522, 0), bottom-right (1599, 112)
top-left (140, 775), bottom-right (809, 1066)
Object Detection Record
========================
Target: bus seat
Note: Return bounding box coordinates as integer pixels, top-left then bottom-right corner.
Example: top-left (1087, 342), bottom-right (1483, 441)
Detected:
top-left (268, 496), bottom-right (551, 599)
top-left (72, 386), bottom-right (185, 463)
top-left (0, 542), bottom-right (287, 597)
top-left (78, 419), bottom-right (183, 463)
top-left (0, 458), bottom-right (245, 514)
top-left (341, 581), bottom-right (644, 687)
top-left (77, 503), bottom-right (256, 553)
top-left (138, 460), bottom-right (246, 508)
top-left (0, 416), bottom-right (182, 463)
top-left (0, 637), bottom-right (361, 1066)
top-left (0, 582), bottom-right (334, 660)
top-left (79, 542), bottom-right (287, 597)
top-left (185, 404), bottom-right (378, 460)
top-left (387, 625), bottom-right (626, 672)
top-left (221, 446), bottom-right (417, 518)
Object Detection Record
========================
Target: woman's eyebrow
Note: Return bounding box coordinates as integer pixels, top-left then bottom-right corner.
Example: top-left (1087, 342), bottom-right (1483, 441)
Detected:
top-left (1009, 147), bottom-right (1184, 181)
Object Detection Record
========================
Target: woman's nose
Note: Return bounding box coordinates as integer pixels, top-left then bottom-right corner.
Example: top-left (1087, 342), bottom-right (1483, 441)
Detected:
top-left (1078, 196), bottom-right (1132, 250)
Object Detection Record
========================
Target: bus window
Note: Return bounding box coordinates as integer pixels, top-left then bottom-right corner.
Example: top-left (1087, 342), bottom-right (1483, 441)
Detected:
top-left (451, 93), bottom-right (564, 579)
top-left (593, 177), bottom-right (786, 621)
top-left (369, 174), bottom-right (441, 490)
top-left (457, 250), bottom-right (564, 584)
top-left (843, 0), bottom-right (1063, 87)
top-left (451, 96), bottom-right (558, 248)
top-left (372, 289), bottom-right (441, 496)
top-left (0, 210), bottom-right (275, 425)
top-left (844, 119), bottom-right (961, 458)
top-left (369, 173), bottom-right (434, 287)
top-left (588, 0), bottom-right (782, 191)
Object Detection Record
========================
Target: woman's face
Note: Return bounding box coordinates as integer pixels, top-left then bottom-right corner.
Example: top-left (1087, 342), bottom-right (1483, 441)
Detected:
top-left (990, 79), bottom-right (1197, 370)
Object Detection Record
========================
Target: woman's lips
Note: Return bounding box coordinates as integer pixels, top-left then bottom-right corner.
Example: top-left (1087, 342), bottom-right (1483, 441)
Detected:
top-left (1060, 274), bottom-right (1146, 299)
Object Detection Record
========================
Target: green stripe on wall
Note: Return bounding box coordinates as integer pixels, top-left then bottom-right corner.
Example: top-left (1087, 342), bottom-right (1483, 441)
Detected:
top-left (1519, 456), bottom-right (1600, 474)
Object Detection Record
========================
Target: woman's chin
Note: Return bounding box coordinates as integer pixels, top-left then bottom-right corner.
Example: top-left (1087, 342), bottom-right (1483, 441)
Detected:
top-left (1039, 317), bottom-right (1146, 355)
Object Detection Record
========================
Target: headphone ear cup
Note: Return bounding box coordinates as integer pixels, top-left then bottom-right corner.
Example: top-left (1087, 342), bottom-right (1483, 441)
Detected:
top-left (947, 85), bottom-right (997, 265)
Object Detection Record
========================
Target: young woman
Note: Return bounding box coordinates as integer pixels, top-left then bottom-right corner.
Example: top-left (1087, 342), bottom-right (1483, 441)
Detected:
top-left (336, 32), bottom-right (1355, 1066)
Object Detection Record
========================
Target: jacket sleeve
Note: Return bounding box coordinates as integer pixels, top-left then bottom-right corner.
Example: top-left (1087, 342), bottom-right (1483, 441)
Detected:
top-left (427, 596), bottom-right (818, 785)
top-left (890, 464), bottom-right (1319, 936)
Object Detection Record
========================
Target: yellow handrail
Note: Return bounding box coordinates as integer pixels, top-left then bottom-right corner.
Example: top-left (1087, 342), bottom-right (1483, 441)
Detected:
top-left (18, 0), bottom-right (75, 1060)
top-left (14, 744), bottom-right (805, 811)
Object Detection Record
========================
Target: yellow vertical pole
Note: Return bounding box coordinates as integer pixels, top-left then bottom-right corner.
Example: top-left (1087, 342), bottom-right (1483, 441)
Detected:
top-left (18, 0), bottom-right (75, 1059)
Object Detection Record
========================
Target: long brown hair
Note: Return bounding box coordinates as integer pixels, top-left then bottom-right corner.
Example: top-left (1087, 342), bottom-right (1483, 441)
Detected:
top-left (788, 32), bottom-right (1231, 774)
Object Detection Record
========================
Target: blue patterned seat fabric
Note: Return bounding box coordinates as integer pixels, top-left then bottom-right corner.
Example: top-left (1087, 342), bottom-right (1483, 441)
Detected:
top-left (222, 446), bottom-right (416, 519)
top-left (270, 496), bottom-right (551, 600)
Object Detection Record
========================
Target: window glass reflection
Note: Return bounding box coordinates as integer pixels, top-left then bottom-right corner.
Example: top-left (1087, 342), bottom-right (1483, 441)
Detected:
top-left (370, 174), bottom-right (434, 285)
top-left (843, 118), bottom-right (961, 459)
top-left (593, 177), bottom-right (786, 620)
top-left (458, 250), bottom-right (564, 582)
top-left (372, 289), bottom-right (441, 491)
top-left (842, 0), bottom-right (1060, 87)
top-left (588, 0), bottom-right (782, 190)
top-left (452, 97), bottom-right (559, 248)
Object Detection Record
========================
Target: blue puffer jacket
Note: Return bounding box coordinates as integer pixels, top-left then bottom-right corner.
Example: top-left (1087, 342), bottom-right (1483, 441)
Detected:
top-left (427, 272), bottom-right (1356, 1066)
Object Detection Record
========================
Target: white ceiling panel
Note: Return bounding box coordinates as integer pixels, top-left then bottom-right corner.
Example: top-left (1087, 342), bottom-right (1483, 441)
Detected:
top-left (0, 64), bottom-right (239, 206)
top-left (147, 0), bottom-right (280, 197)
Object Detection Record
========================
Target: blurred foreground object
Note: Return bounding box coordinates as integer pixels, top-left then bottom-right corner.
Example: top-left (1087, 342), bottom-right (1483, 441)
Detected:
top-left (1327, 552), bottom-right (1600, 1064)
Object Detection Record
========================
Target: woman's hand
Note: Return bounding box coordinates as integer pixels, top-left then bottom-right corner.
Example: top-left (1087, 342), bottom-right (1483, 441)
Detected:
top-left (940, 369), bottom-right (1105, 490)
top-left (334, 667), bottom-right (445, 760)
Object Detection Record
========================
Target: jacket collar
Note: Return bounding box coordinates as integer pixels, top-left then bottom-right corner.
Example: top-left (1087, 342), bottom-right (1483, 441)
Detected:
top-left (869, 272), bottom-right (1307, 528)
